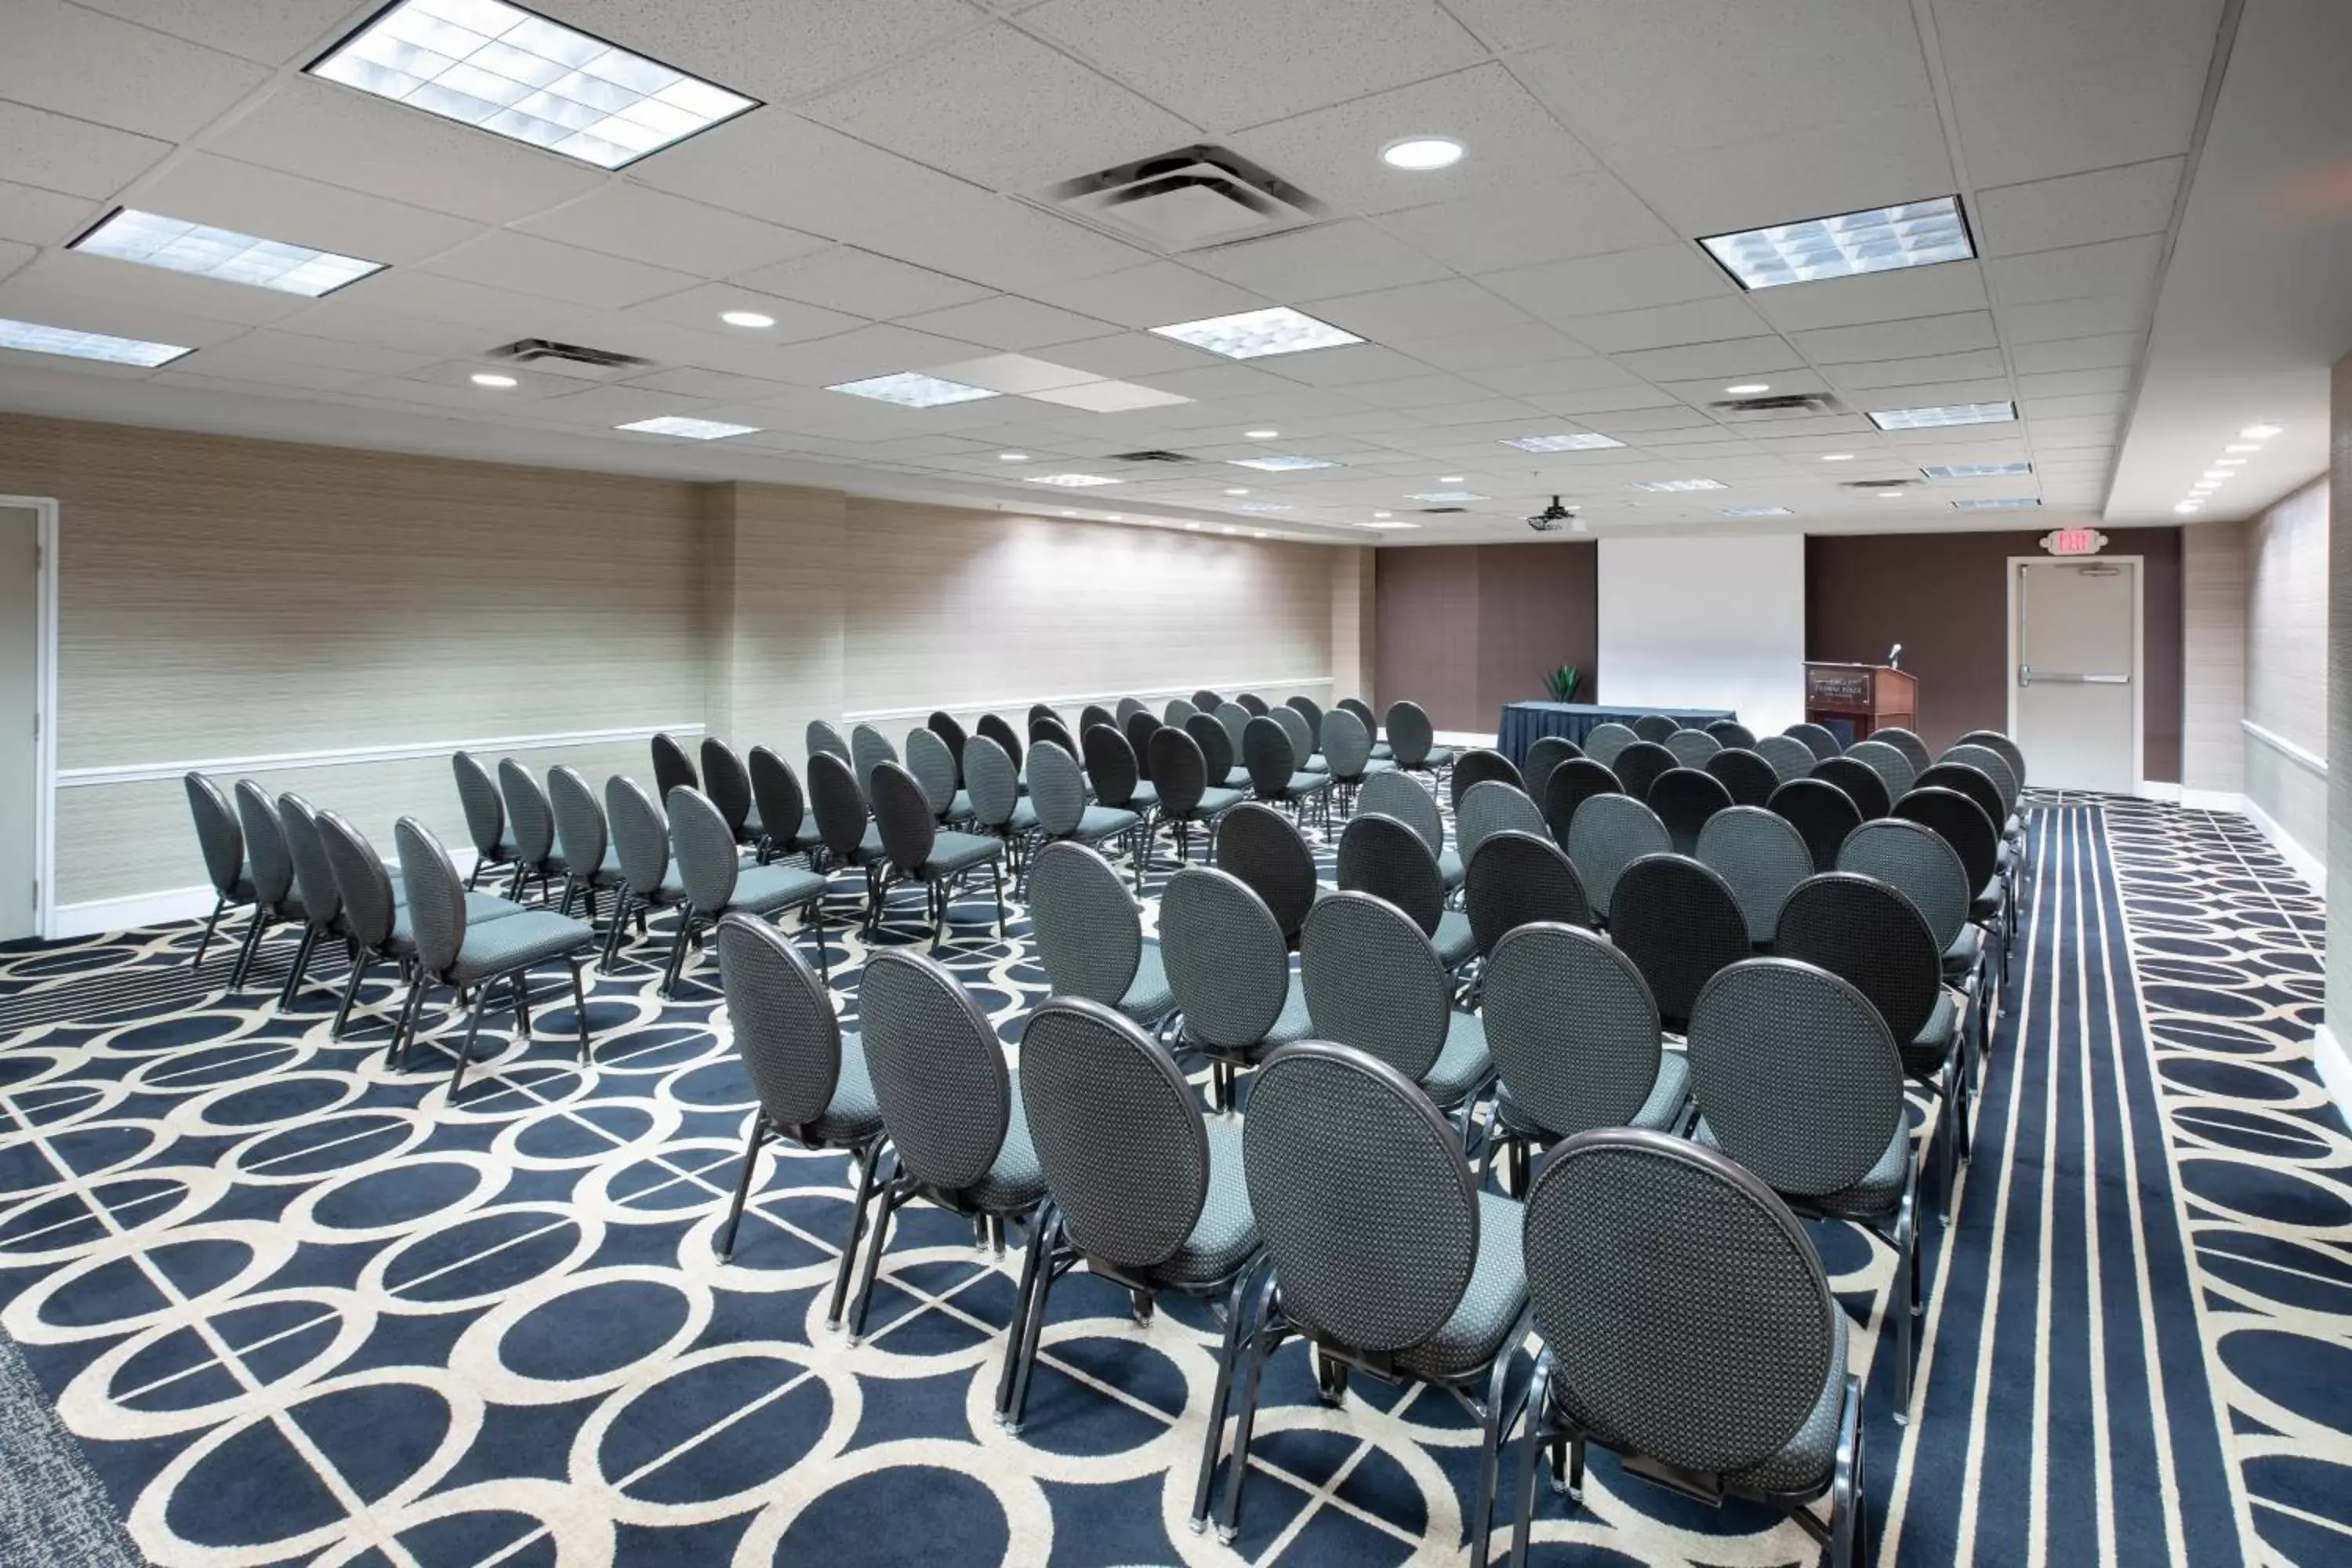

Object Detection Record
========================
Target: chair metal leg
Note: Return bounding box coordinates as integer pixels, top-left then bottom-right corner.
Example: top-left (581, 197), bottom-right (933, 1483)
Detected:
top-left (447, 980), bottom-right (496, 1100)
top-left (276, 923), bottom-right (320, 1012)
top-left (1508, 1351), bottom-right (1555, 1568)
top-left (191, 895), bottom-right (229, 968)
top-left (1191, 1263), bottom-right (1259, 1531)
top-left (390, 974), bottom-right (427, 1071)
top-left (568, 960), bottom-right (592, 1065)
top-left (825, 1142), bottom-right (884, 1330)
top-left (1216, 1273), bottom-right (1284, 1543)
top-left (804, 898), bottom-right (830, 985)
top-left (227, 909), bottom-right (271, 993)
top-left (997, 1205), bottom-right (1055, 1425)
top-left (1003, 1213), bottom-right (1058, 1432)
top-left (331, 953), bottom-right (372, 1040)
top-left (845, 1174), bottom-right (904, 1344)
top-left (660, 909), bottom-right (696, 999)
top-left (991, 860), bottom-right (1006, 938)
top-left (1889, 1162), bottom-right (1918, 1424)
top-left (715, 1113), bottom-right (766, 1261)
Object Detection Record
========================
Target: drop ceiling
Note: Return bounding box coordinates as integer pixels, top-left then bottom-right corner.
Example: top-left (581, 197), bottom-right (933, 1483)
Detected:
top-left (0, 0), bottom-right (2329, 545)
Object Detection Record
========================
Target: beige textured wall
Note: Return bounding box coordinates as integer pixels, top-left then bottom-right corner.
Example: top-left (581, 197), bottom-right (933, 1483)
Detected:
top-left (2245, 476), bottom-right (2331, 855)
top-left (2329, 351), bottom-right (2351, 1022)
top-left (2180, 519), bottom-right (2248, 794)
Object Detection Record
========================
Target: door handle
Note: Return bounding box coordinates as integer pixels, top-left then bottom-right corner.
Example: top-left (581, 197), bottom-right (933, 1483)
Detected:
top-left (2019, 667), bottom-right (2129, 687)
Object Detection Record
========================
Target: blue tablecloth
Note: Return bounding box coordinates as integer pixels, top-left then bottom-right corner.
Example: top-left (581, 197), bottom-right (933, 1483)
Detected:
top-left (1497, 702), bottom-right (1738, 765)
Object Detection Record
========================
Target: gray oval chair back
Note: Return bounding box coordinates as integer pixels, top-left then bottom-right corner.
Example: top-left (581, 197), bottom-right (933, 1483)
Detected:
top-left (1874, 727), bottom-right (1933, 776)
top-left (1384, 700), bottom-right (1436, 770)
top-left (1272, 705), bottom-right (1316, 767)
top-left (963, 736), bottom-right (1021, 831)
top-left (1082, 722), bottom-right (1143, 809)
top-left (549, 766), bottom-right (608, 882)
top-left (1215, 702), bottom-right (1254, 758)
top-left (1954, 730), bottom-right (2027, 788)
top-left (1646, 767), bottom-right (1733, 856)
top-left (851, 724), bottom-right (898, 793)
top-left (806, 720), bottom-right (851, 767)
top-left (1705, 746), bottom-right (1780, 808)
top-left (669, 786), bottom-right (742, 913)
top-left (701, 737), bottom-right (757, 839)
top-left (1664, 729), bottom-right (1722, 768)
top-left (748, 746), bottom-right (807, 849)
top-left (652, 731), bottom-right (699, 801)
top-left (906, 726), bottom-right (960, 818)
top-left (1774, 872), bottom-right (1944, 1046)
top-left (1115, 696), bottom-right (1149, 724)
top-left (1754, 733), bottom-right (1819, 785)
top-left (1610, 740), bottom-right (1676, 801)
top-left (1335, 696), bottom-right (1380, 740)
top-left (1840, 818), bottom-right (1969, 953)
top-left (318, 809), bottom-right (397, 951)
top-left (1240, 714), bottom-right (1300, 797)
top-left (1810, 756), bottom-right (1892, 821)
top-left (1696, 805), bottom-right (1814, 946)
top-left (1449, 748), bottom-right (1523, 808)
top-left (498, 757), bottom-right (557, 869)
top-left (1522, 735), bottom-right (1581, 805)
top-left (869, 762), bottom-right (941, 873)
top-left (1159, 866), bottom-right (1289, 1051)
top-left (1607, 852), bottom-right (1754, 1033)
top-left (1845, 739), bottom-right (1917, 804)
top-left (1631, 714), bottom-right (1679, 744)
top-left (1563, 792), bottom-right (1669, 920)
top-left (234, 779), bottom-right (298, 915)
top-left (1465, 830), bottom-right (1592, 957)
top-left (1147, 727), bottom-right (1209, 818)
top-left (858, 949), bottom-right (1010, 1192)
top-left (1357, 768), bottom-right (1443, 859)
top-left (1300, 890), bottom-right (1451, 1083)
top-left (1285, 694), bottom-right (1323, 747)
top-left (806, 753), bottom-right (871, 862)
top-left (1941, 744), bottom-right (2020, 817)
top-left (1235, 692), bottom-right (1269, 717)
top-left (1768, 777), bottom-right (1864, 873)
top-left (606, 775), bottom-right (673, 898)
top-left (392, 817), bottom-right (467, 978)
top-left (1192, 688), bottom-right (1222, 712)
top-left (1185, 712), bottom-right (1238, 782)
top-left (1336, 811), bottom-right (1446, 935)
top-left (1028, 841), bottom-right (1142, 1006)
top-left (451, 751), bottom-right (506, 866)
top-left (185, 771), bottom-right (245, 897)
top-left (1025, 738), bottom-right (1087, 838)
top-left (1784, 722), bottom-right (1842, 760)
top-left (1319, 707), bottom-right (1372, 781)
top-left (1214, 802), bottom-right (1320, 946)
top-left (1704, 720), bottom-right (1759, 750)
top-left (1892, 786), bottom-right (2000, 897)
top-left (278, 792), bottom-right (341, 927)
top-left (1582, 722), bottom-right (1636, 769)
top-left (1483, 923), bottom-right (1661, 1137)
top-left (1123, 712), bottom-right (1163, 782)
top-left (1541, 757), bottom-right (1621, 844)
top-left (1163, 697), bottom-right (1199, 728)
top-left (717, 911), bottom-right (841, 1131)
top-left (1456, 780), bottom-right (1544, 866)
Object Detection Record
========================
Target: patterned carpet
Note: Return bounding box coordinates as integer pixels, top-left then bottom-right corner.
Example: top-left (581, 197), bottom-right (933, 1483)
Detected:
top-left (0, 796), bottom-right (2341, 1566)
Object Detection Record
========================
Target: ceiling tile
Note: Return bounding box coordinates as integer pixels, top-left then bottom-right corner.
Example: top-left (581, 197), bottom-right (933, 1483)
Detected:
top-left (854, 194), bottom-right (1150, 292)
top-left (1523, 385), bottom-right (1685, 416)
top-left (519, 383), bottom-right (699, 426)
top-left (0, 180), bottom-right (98, 247)
top-left (1465, 358), bottom-right (1647, 398)
top-left (1301, 278), bottom-right (1534, 343)
top-left (1341, 372), bottom-right (1507, 409)
top-left (1610, 336), bottom-right (1806, 381)
top-left (1479, 243), bottom-right (1732, 325)
top-left (65, 0), bottom-right (361, 66)
top-left (733, 246), bottom-right (997, 320)
top-left (1020, 262), bottom-right (1272, 331)
top-left (1972, 158), bottom-right (2187, 257)
top-left (620, 281), bottom-right (867, 343)
top-left (1186, 220), bottom-right (1451, 299)
top-left (1040, 332), bottom-right (1229, 379)
top-left (14, 249), bottom-right (314, 326)
top-left (550, 0), bottom-right (983, 103)
top-left (896, 295), bottom-right (1117, 350)
top-left (146, 353), bottom-right (370, 391)
top-left (1823, 348), bottom-right (2011, 390)
top-left (0, 239), bottom-right (35, 285)
top-left (423, 232), bottom-right (704, 310)
top-left (0, 0), bottom-right (270, 140)
top-left (623, 366), bottom-right (806, 403)
top-left (1396, 321), bottom-right (1590, 374)
top-left (1021, 0), bottom-right (1485, 130)
top-left (2009, 332), bottom-right (2144, 374)
top-left (630, 111), bottom-right (983, 240)
top-left (2002, 295), bottom-right (2150, 344)
top-left (1129, 362), bottom-right (1301, 400)
top-left (1256, 343), bottom-right (1439, 387)
top-left (203, 78), bottom-right (607, 225)
top-left (760, 324), bottom-right (996, 387)
top-left (1791, 312), bottom-right (2001, 364)
top-left (1227, 64), bottom-right (1599, 218)
top-left (1749, 262), bottom-right (1989, 333)
top-left (924, 353), bottom-right (1098, 393)
top-left (1609, 108), bottom-right (1958, 237)
top-left (803, 24), bottom-right (1198, 190)
top-left (2023, 392), bottom-right (2128, 420)
top-left (131, 153), bottom-right (485, 266)
top-left (0, 101), bottom-right (170, 199)
top-left (2013, 365), bottom-right (2134, 399)
top-left (1561, 296), bottom-right (1773, 354)
top-left (1025, 379), bottom-right (1195, 411)
top-left (1376, 172), bottom-right (1678, 274)
top-left (516, 185), bottom-right (827, 278)
top-left (273, 294), bottom-right (503, 357)
top-left (221, 328), bottom-right (444, 376)
top-left (0, 276), bottom-right (251, 348)
top-left (1987, 235), bottom-right (2165, 309)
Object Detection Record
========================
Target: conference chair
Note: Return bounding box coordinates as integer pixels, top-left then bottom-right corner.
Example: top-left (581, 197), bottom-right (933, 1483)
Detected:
top-left (1610, 740), bottom-right (1676, 801)
top-left (229, 781), bottom-right (308, 995)
top-left (1115, 696), bottom-right (1150, 725)
top-left (975, 712), bottom-right (1026, 782)
top-left (1563, 793), bottom-right (1669, 925)
top-left (314, 810), bottom-right (421, 1044)
top-left (1078, 702), bottom-right (1116, 735)
top-left (868, 762), bottom-right (1006, 949)
top-left (1317, 706), bottom-right (1392, 813)
top-left (1684, 959), bottom-right (1922, 1421)
top-left (700, 736), bottom-right (764, 849)
top-left (1025, 841), bottom-right (1174, 1032)
top-left (850, 724), bottom-right (898, 793)
top-left (710, 913), bottom-right (884, 1332)
top-left (1185, 711), bottom-right (1254, 796)
top-left (807, 719), bottom-right (853, 768)
top-left (1000, 997), bottom-right (1263, 1437)
top-left (905, 726), bottom-right (975, 828)
top-left (1479, 925), bottom-right (1686, 1196)
top-left (1123, 710), bottom-right (1163, 784)
top-left (1234, 692), bottom-right (1270, 717)
top-left (1784, 722), bottom-right (1843, 760)
top-left (1696, 806), bottom-right (1814, 949)
top-left (807, 753), bottom-right (889, 929)
top-left (1943, 741), bottom-right (2026, 873)
top-left (1464, 832), bottom-right (1594, 967)
top-left (1631, 714), bottom-right (1680, 744)
top-left (664, 786), bottom-right (831, 996)
top-left (1893, 786), bottom-right (2011, 985)
top-left (1810, 756), bottom-right (1893, 821)
top-left (1510, 1130), bottom-right (1860, 1568)
top-left (651, 732), bottom-right (699, 804)
top-left (846, 950), bottom-right (1051, 1341)
top-left (1025, 737), bottom-right (1140, 891)
top-left (1606, 853), bottom-right (1754, 1035)
top-left (961, 733), bottom-right (1037, 877)
top-left (1214, 801), bottom-right (1327, 949)
top-left (1336, 695), bottom-right (1391, 760)
top-left (1456, 780), bottom-right (1547, 868)
top-left (1214, 701), bottom-right (1254, 763)
top-left (1163, 696), bottom-right (1200, 728)
top-left (1664, 729), bottom-right (1722, 768)
top-left (1284, 695), bottom-right (1325, 752)
top-left (1301, 889), bottom-right (1495, 1134)
top-left (1707, 746), bottom-right (1780, 808)
top-left (548, 765), bottom-right (627, 926)
top-left (1084, 721), bottom-right (1158, 826)
top-left (1874, 726), bottom-right (1934, 777)
top-left (1955, 730), bottom-right (2029, 794)
top-left (1385, 699), bottom-right (1454, 779)
top-left (1335, 812), bottom-right (1477, 973)
top-left (1581, 721), bottom-right (1637, 770)
top-left (391, 818), bottom-right (596, 1098)
top-left (1272, 704), bottom-right (1327, 774)
top-left (1158, 866), bottom-right (1312, 1112)
top-left (748, 746), bottom-right (822, 867)
top-left (1755, 733), bottom-right (1820, 785)
top-left (1148, 725), bottom-right (1243, 863)
top-left (601, 775), bottom-right (688, 971)
top-left (183, 771), bottom-right (252, 970)
top-left (1770, 777), bottom-right (1866, 873)
top-left (1842, 818), bottom-right (1992, 1080)
top-left (496, 757), bottom-right (564, 906)
top-left (452, 750), bottom-right (517, 889)
top-left (1359, 769), bottom-right (1462, 893)
top-left (1191, 688), bottom-right (1222, 712)
top-left (1520, 735), bottom-right (1581, 808)
top-left (1031, 714), bottom-right (1080, 758)
top-left (1202, 1041), bottom-right (1530, 1564)
top-left (1647, 766), bottom-right (1734, 855)
top-left (274, 792), bottom-right (358, 1011)
top-left (1949, 731), bottom-right (2030, 869)
top-left (927, 710), bottom-right (970, 785)
top-left (1241, 714), bottom-right (1333, 825)
top-left (1845, 738), bottom-right (1918, 804)
top-left (1450, 748), bottom-right (1524, 807)
top-left (1540, 758), bottom-right (1621, 845)
top-left (1704, 719), bottom-right (1759, 750)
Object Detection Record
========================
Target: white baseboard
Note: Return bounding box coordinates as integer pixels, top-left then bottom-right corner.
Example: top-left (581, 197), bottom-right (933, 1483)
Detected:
top-left (49, 884), bottom-right (218, 939)
top-left (2172, 786), bottom-right (2245, 811)
top-left (2135, 779), bottom-right (2182, 803)
top-left (1434, 730), bottom-right (1500, 748)
top-left (2311, 1023), bottom-right (2352, 1127)
top-left (2238, 793), bottom-right (2327, 896)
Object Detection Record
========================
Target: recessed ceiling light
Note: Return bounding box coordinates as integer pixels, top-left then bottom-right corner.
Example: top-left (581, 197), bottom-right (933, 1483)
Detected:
top-left (2241, 423), bottom-right (2281, 440)
top-left (1184, 522), bottom-right (1201, 530)
top-left (1244, 428), bottom-right (1279, 439)
top-left (2175, 502), bottom-right (2202, 514)
top-left (1228, 455), bottom-right (1338, 470)
top-left (1251, 530), bottom-right (1269, 538)
top-left (73, 208), bottom-right (383, 296)
top-left (1701, 196), bottom-right (1973, 290)
top-left (997, 452), bottom-right (1029, 462)
top-left (1363, 521), bottom-right (1421, 531)
top-left (1630, 478), bottom-right (1728, 492)
top-left (1026, 473), bottom-right (1122, 488)
top-left (1876, 489), bottom-right (1906, 498)
top-left (2216, 457), bottom-right (2247, 466)
top-left (1502, 433), bottom-right (1624, 452)
top-left (1921, 461), bottom-right (2033, 480)
top-left (309, 0), bottom-right (758, 169)
top-left (1867, 401), bottom-right (2016, 430)
top-left (720, 309), bottom-right (775, 328)
top-left (470, 372), bottom-right (517, 387)
top-left (2223, 444), bottom-right (2260, 454)
top-left (1221, 525), bottom-right (1240, 535)
top-left (828, 371), bottom-right (999, 408)
top-left (1722, 505), bottom-right (1793, 517)
top-left (1150, 306), bottom-right (1361, 360)
top-left (1234, 503), bottom-right (1291, 513)
top-left (1950, 497), bottom-right (2042, 511)
top-left (1409, 490), bottom-right (1486, 503)
top-left (1725, 383), bottom-right (1772, 396)
top-left (1820, 453), bottom-right (1857, 462)
top-left (1372, 510), bottom-right (1393, 519)
top-left (1439, 475), bottom-right (1466, 484)
top-left (616, 416), bottom-right (757, 440)
top-left (0, 317), bottom-right (191, 367)
top-left (2202, 469), bottom-right (2234, 480)
top-left (1381, 136), bottom-right (1465, 171)
top-left (1225, 488), bottom-right (1250, 495)
top-left (1106, 514), bottom-right (1123, 521)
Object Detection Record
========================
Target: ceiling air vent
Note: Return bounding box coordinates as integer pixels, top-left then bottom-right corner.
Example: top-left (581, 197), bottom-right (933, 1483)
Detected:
top-left (1046, 145), bottom-right (1323, 252)
top-left (1105, 449), bottom-right (1195, 463)
top-left (1711, 392), bottom-right (1843, 417)
top-left (1418, 506), bottom-right (1469, 514)
top-left (1842, 478), bottom-right (1914, 492)
top-left (488, 337), bottom-right (650, 372)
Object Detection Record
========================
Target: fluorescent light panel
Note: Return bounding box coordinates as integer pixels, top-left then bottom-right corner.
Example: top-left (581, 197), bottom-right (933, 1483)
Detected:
top-left (74, 209), bottom-right (383, 296)
top-left (1630, 478), bottom-right (1726, 492)
top-left (617, 416), bottom-right (757, 439)
top-left (1150, 307), bottom-right (1361, 361)
top-left (1702, 195), bottom-right (1973, 290)
top-left (309, 0), bottom-right (757, 169)
top-left (1722, 505), bottom-right (1792, 517)
top-left (1408, 490), bottom-right (1486, 503)
top-left (827, 371), bottom-right (1000, 408)
top-left (1921, 460), bottom-right (2032, 480)
top-left (1868, 401), bottom-right (2016, 431)
top-left (1232, 503), bottom-right (1292, 513)
top-left (1949, 497), bottom-right (2042, 511)
top-left (1025, 473), bottom-right (1122, 488)
top-left (1363, 521), bottom-right (1420, 530)
top-left (1502, 433), bottom-right (1624, 452)
top-left (0, 317), bottom-right (190, 366)
top-left (1228, 455), bottom-right (1338, 471)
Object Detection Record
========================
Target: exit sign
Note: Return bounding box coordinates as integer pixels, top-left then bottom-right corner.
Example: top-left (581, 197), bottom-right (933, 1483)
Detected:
top-left (2042, 528), bottom-right (2107, 556)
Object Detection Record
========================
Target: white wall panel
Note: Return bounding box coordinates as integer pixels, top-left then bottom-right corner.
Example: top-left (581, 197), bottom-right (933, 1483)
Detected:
top-left (1595, 534), bottom-right (1807, 735)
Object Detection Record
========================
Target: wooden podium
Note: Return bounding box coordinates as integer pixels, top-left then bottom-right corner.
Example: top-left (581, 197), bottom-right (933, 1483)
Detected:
top-left (1804, 662), bottom-right (1918, 742)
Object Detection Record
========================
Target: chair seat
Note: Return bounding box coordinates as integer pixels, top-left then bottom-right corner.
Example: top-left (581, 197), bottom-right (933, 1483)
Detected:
top-left (1145, 1116), bottom-right (1260, 1287)
top-left (1001, 800), bottom-right (1040, 832)
top-left (1421, 1008), bottom-right (1495, 1107)
top-left (1394, 1191), bottom-right (1526, 1380)
top-left (570, 844), bottom-right (627, 888)
top-left (1224, 767), bottom-right (1254, 791)
top-left (921, 832), bottom-right (1004, 877)
top-left (804, 1029), bottom-right (883, 1143)
top-left (1696, 1115), bottom-right (1909, 1220)
top-left (1302, 754), bottom-right (1329, 773)
top-left (728, 862), bottom-right (827, 916)
top-left (1279, 771), bottom-right (1330, 797)
top-left (1118, 941), bottom-right (1174, 1026)
top-left (1970, 878), bottom-right (2002, 924)
top-left (448, 908), bottom-right (594, 985)
top-left (1370, 743), bottom-right (1393, 760)
top-left (1124, 781), bottom-right (1161, 811)
top-left (942, 790), bottom-right (974, 823)
top-left (1356, 757), bottom-right (1397, 777)
top-left (1262, 970), bottom-right (1314, 1051)
top-left (1438, 848), bottom-right (1464, 891)
top-left (1423, 746), bottom-right (1456, 770)
top-left (1728, 1318), bottom-right (1848, 1495)
top-left (1944, 924), bottom-right (1985, 981)
top-left (1196, 786), bottom-right (1246, 817)
top-left (391, 891), bottom-right (526, 949)
top-left (1432, 909), bottom-right (1475, 969)
top-left (1071, 805), bottom-right (1142, 841)
top-left (960, 1069), bottom-right (1049, 1213)
top-left (1901, 987), bottom-right (1962, 1077)
top-left (1495, 1048), bottom-right (1690, 1142)
top-left (1996, 842), bottom-right (2016, 874)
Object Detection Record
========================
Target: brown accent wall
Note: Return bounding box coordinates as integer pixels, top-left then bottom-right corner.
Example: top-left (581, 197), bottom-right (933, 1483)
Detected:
top-left (1806, 528), bottom-right (2183, 782)
top-left (1373, 543), bottom-right (1599, 732)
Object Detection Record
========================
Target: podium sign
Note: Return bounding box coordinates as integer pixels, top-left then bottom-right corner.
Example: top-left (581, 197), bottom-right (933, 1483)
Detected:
top-left (1803, 662), bottom-right (1918, 742)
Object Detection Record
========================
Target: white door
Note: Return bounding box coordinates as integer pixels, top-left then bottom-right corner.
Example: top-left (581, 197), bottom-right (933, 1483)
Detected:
top-left (0, 505), bottom-right (37, 940)
top-left (2013, 557), bottom-right (2139, 794)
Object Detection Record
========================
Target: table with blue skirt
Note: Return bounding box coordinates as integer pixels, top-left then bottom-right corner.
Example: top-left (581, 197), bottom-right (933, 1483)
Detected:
top-left (1496, 702), bottom-right (1739, 766)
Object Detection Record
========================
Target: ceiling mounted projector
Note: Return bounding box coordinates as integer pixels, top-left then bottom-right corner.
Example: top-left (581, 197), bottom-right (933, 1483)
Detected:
top-left (1526, 495), bottom-right (1578, 532)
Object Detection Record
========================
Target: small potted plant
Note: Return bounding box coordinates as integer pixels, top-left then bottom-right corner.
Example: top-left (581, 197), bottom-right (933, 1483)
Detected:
top-left (1542, 664), bottom-right (1581, 703)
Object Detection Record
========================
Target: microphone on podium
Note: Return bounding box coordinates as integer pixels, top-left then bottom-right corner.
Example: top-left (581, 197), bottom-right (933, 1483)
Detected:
top-left (1887, 642), bottom-right (1903, 669)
